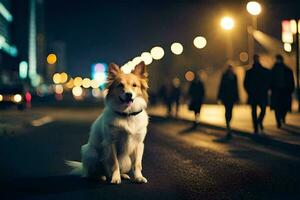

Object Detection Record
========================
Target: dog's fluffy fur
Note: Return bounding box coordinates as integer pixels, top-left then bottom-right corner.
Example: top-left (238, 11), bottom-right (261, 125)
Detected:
top-left (70, 61), bottom-right (149, 184)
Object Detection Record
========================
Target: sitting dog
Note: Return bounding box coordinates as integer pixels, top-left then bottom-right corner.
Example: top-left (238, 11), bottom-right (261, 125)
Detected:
top-left (68, 61), bottom-right (149, 184)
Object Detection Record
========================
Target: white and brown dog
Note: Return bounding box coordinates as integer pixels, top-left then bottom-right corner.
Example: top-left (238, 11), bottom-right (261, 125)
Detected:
top-left (67, 61), bottom-right (149, 184)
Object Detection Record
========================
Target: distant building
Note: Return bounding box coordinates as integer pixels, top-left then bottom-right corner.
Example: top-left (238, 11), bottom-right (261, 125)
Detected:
top-left (0, 0), bottom-right (18, 85)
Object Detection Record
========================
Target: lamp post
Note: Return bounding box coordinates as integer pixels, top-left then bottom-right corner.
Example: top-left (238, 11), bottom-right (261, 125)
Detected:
top-left (220, 16), bottom-right (235, 62)
top-left (246, 1), bottom-right (262, 64)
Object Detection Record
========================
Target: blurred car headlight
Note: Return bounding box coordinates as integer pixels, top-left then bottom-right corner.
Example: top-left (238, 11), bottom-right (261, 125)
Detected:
top-left (13, 94), bottom-right (22, 103)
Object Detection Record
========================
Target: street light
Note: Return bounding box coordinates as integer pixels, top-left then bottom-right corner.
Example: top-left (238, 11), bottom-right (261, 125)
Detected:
top-left (220, 17), bottom-right (234, 30)
top-left (193, 36), bottom-right (207, 49)
top-left (246, 1), bottom-right (262, 64)
top-left (150, 46), bottom-right (164, 60)
top-left (220, 17), bottom-right (234, 61)
top-left (171, 42), bottom-right (183, 55)
top-left (246, 1), bottom-right (262, 16)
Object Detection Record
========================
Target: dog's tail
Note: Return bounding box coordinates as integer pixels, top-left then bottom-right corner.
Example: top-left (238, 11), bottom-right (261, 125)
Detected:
top-left (65, 160), bottom-right (83, 176)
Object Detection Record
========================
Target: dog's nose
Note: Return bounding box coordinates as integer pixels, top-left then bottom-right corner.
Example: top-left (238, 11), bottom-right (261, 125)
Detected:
top-left (124, 92), bottom-right (133, 100)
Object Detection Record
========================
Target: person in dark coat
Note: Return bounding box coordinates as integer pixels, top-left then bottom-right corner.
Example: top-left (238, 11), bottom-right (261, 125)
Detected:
top-left (270, 54), bottom-right (295, 128)
top-left (170, 78), bottom-right (182, 117)
top-left (218, 65), bottom-right (239, 139)
top-left (244, 54), bottom-right (271, 134)
top-left (188, 73), bottom-right (205, 126)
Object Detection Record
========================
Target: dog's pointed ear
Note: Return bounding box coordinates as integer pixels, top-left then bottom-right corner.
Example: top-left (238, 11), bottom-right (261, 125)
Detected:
top-left (108, 63), bottom-right (120, 77)
top-left (133, 61), bottom-right (147, 78)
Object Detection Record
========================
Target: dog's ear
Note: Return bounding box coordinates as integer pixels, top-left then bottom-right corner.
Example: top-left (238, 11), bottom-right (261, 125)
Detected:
top-left (133, 61), bottom-right (147, 78)
top-left (108, 63), bottom-right (120, 77)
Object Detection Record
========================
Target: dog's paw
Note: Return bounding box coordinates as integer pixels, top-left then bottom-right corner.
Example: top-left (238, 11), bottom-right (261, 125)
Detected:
top-left (111, 175), bottom-right (121, 184)
top-left (121, 174), bottom-right (130, 180)
top-left (134, 176), bottom-right (148, 183)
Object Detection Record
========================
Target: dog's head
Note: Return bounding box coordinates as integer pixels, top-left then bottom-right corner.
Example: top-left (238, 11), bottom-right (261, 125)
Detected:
top-left (105, 61), bottom-right (148, 113)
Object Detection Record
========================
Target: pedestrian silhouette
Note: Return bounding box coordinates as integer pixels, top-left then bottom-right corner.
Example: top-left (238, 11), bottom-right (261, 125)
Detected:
top-left (218, 65), bottom-right (239, 139)
top-left (188, 73), bottom-right (205, 126)
top-left (270, 54), bottom-right (295, 128)
top-left (158, 81), bottom-right (172, 116)
top-left (244, 54), bottom-right (271, 134)
top-left (170, 78), bottom-right (182, 117)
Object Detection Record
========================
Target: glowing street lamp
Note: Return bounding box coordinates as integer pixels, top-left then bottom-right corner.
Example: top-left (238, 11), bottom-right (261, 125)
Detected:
top-left (150, 46), bottom-right (164, 60)
top-left (220, 17), bottom-right (234, 61)
top-left (47, 53), bottom-right (57, 65)
top-left (246, 1), bottom-right (262, 64)
top-left (171, 42), bottom-right (183, 55)
top-left (220, 17), bottom-right (234, 30)
top-left (193, 36), bottom-right (207, 49)
top-left (246, 1), bottom-right (261, 16)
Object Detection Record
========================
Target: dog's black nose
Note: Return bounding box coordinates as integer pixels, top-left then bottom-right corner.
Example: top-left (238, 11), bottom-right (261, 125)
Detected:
top-left (124, 92), bottom-right (132, 100)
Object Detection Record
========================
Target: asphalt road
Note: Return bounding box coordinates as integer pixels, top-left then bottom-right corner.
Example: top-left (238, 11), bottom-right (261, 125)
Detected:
top-left (1, 107), bottom-right (300, 200)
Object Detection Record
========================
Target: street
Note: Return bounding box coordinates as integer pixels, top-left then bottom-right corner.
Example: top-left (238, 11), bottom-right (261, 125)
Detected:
top-left (1, 107), bottom-right (300, 200)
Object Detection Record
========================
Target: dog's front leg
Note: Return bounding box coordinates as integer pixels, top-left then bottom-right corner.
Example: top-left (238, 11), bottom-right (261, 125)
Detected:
top-left (133, 142), bottom-right (147, 183)
top-left (110, 144), bottom-right (121, 184)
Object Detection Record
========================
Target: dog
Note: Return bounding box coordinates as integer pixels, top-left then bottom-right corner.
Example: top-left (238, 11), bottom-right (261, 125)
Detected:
top-left (67, 61), bottom-right (149, 184)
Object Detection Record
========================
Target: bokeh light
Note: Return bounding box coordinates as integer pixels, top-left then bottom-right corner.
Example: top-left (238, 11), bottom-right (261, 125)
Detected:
top-left (193, 36), bottom-right (207, 49)
top-left (132, 56), bottom-right (142, 66)
top-left (0, 94), bottom-right (3, 102)
top-left (82, 78), bottom-right (91, 88)
top-left (73, 77), bottom-right (83, 87)
top-left (90, 79), bottom-right (100, 89)
top-left (239, 52), bottom-right (249, 62)
top-left (284, 43), bottom-right (292, 52)
top-left (185, 71), bottom-right (195, 81)
top-left (52, 73), bottom-right (61, 84)
top-left (246, 1), bottom-right (262, 16)
top-left (55, 84), bottom-right (64, 94)
top-left (150, 46), bottom-right (164, 60)
top-left (65, 78), bottom-right (74, 89)
top-left (141, 52), bottom-right (153, 65)
top-left (60, 72), bottom-right (68, 83)
top-left (171, 42), bottom-right (183, 55)
top-left (220, 17), bottom-right (234, 30)
top-left (92, 88), bottom-right (101, 98)
top-left (47, 53), bottom-right (57, 64)
top-left (72, 86), bottom-right (83, 97)
top-left (13, 94), bottom-right (22, 103)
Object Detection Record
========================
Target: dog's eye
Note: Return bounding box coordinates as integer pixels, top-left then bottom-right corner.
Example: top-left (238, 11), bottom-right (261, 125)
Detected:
top-left (132, 83), bottom-right (137, 87)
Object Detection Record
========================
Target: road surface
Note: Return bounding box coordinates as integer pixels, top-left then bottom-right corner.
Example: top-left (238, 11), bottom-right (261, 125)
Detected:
top-left (1, 107), bottom-right (300, 199)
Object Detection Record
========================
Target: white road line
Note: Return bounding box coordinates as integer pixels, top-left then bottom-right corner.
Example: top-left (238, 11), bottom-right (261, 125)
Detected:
top-left (31, 116), bottom-right (54, 127)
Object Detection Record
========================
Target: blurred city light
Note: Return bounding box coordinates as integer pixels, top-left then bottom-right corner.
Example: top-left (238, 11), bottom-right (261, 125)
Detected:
top-left (220, 17), bottom-right (234, 30)
top-left (31, 75), bottom-right (41, 87)
top-left (185, 71), bottom-right (195, 81)
top-left (82, 78), bottom-right (91, 88)
top-left (246, 1), bottom-right (262, 16)
top-left (284, 43), bottom-right (292, 52)
top-left (282, 20), bottom-right (294, 43)
top-left (239, 52), bottom-right (249, 62)
top-left (25, 92), bottom-right (32, 102)
top-left (73, 77), bottom-right (83, 87)
top-left (65, 78), bottom-right (74, 89)
top-left (121, 63), bottom-right (133, 74)
top-left (13, 94), bottom-right (22, 103)
top-left (19, 61), bottom-right (28, 79)
top-left (193, 36), bottom-right (207, 49)
top-left (53, 73), bottom-right (61, 84)
top-left (47, 53), bottom-right (57, 64)
top-left (92, 88), bottom-right (101, 98)
top-left (90, 79), bottom-right (100, 89)
top-left (290, 20), bottom-right (297, 34)
top-left (60, 72), bottom-right (68, 83)
top-left (132, 56), bottom-right (142, 66)
top-left (55, 84), bottom-right (64, 94)
top-left (0, 94), bottom-right (3, 102)
top-left (150, 46), bottom-right (164, 60)
top-left (171, 42), bottom-right (183, 55)
top-left (91, 63), bottom-right (108, 87)
top-left (141, 52), bottom-right (153, 65)
top-left (72, 86), bottom-right (83, 97)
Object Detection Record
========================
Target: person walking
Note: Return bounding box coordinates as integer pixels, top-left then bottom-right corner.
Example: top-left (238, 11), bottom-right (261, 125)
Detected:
top-left (170, 78), bottom-right (182, 117)
top-left (188, 73), bottom-right (205, 127)
top-left (218, 65), bottom-right (239, 139)
top-left (270, 54), bottom-right (295, 128)
top-left (244, 54), bottom-right (271, 134)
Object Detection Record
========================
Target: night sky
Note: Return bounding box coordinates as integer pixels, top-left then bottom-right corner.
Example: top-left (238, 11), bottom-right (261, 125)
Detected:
top-left (11, 0), bottom-right (300, 77)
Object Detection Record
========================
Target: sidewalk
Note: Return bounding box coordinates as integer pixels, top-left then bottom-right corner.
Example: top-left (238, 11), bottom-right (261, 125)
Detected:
top-left (148, 104), bottom-right (300, 147)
